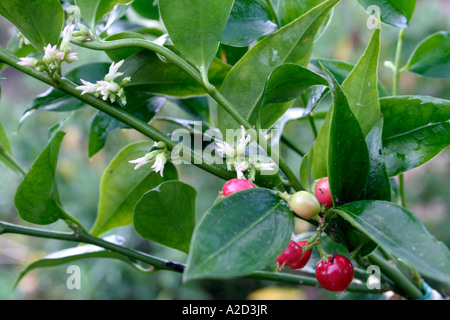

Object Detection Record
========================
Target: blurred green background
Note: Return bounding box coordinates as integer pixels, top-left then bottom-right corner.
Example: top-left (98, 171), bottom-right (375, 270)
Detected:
top-left (0, 0), bottom-right (449, 300)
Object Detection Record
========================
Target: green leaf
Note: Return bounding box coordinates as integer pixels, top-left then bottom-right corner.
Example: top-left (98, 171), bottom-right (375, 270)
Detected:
top-left (134, 181), bottom-right (197, 253)
top-left (404, 31), bottom-right (450, 78)
top-left (159, 0), bottom-right (235, 70)
top-left (276, 0), bottom-right (333, 41)
top-left (334, 200), bottom-right (450, 285)
top-left (0, 0), bottom-right (64, 52)
top-left (121, 51), bottom-right (231, 97)
top-left (277, 0), bottom-right (324, 25)
top-left (90, 141), bottom-right (178, 236)
top-left (184, 188), bottom-right (293, 281)
top-left (312, 105), bottom-right (331, 180)
top-left (0, 121), bottom-right (24, 175)
top-left (88, 94), bottom-right (166, 157)
top-left (364, 118), bottom-right (391, 201)
top-left (15, 235), bottom-right (151, 287)
top-left (14, 131), bottom-right (69, 225)
top-left (0, 121), bottom-right (12, 155)
top-left (131, 0), bottom-right (160, 20)
top-left (217, 0), bottom-right (339, 133)
top-left (300, 143), bottom-right (315, 192)
top-left (75, 0), bottom-right (132, 33)
top-left (221, 0), bottom-right (277, 47)
top-left (256, 63), bottom-right (328, 129)
top-left (357, 0), bottom-right (416, 29)
top-left (20, 63), bottom-right (110, 123)
top-left (381, 96), bottom-right (450, 176)
top-left (341, 28), bottom-right (382, 136)
top-left (323, 64), bottom-right (370, 206)
top-left (310, 58), bottom-right (389, 97)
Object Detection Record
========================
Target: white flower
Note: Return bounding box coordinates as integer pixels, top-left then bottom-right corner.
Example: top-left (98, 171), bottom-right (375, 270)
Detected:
top-left (128, 150), bottom-right (159, 170)
top-left (236, 125), bottom-right (251, 156)
top-left (235, 161), bottom-right (249, 179)
top-left (128, 156), bottom-right (150, 170)
top-left (255, 162), bottom-right (276, 171)
top-left (55, 51), bottom-right (65, 61)
top-left (43, 44), bottom-right (57, 63)
top-left (104, 60), bottom-right (124, 82)
top-left (65, 52), bottom-right (79, 63)
top-left (61, 25), bottom-right (75, 52)
top-left (75, 79), bottom-right (99, 95)
top-left (96, 80), bottom-right (121, 101)
top-left (17, 57), bottom-right (38, 67)
top-left (151, 153), bottom-right (167, 177)
top-left (216, 141), bottom-right (235, 158)
top-left (152, 34), bottom-right (168, 46)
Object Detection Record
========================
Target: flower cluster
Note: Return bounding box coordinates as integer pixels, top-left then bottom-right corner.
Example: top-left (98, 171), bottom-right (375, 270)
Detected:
top-left (17, 25), bottom-right (79, 76)
top-left (216, 126), bottom-right (277, 181)
top-left (75, 60), bottom-right (131, 105)
top-left (128, 142), bottom-right (170, 177)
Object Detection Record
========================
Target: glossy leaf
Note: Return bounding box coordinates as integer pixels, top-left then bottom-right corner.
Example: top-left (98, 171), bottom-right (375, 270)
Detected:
top-left (381, 96), bottom-right (450, 176)
top-left (134, 181), bottom-right (197, 253)
top-left (323, 65), bottom-right (370, 206)
top-left (121, 51), bottom-right (231, 97)
top-left (364, 118), bottom-right (391, 201)
top-left (300, 143), bottom-right (315, 192)
top-left (88, 94), bottom-right (166, 157)
top-left (334, 200), bottom-right (450, 285)
top-left (256, 63), bottom-right (327, 128)
top-left (341, 28), bottom-right (382, 136)
top-left (159, 0), bottom-right (235, 70)
top-left (311, 58), bottom-right (389, 97)
top-left (277, 0), bottom-right (324, 25)
top-left (404, 31), bottom-right (450, 78)
top-left (20, 63), bottom-right (110, 123)
top-left (0, 121), bottom-right (23, 174)
top-left (312, 106), bottom-right (331, 180)
top-left (75, 0), bottom-right (132, 32)
top-left (90, 141), bottom-right (178, 236)
top-left (221, 0), bottom-right (277, 47)
top-left (184, 188), bottom-right (293, 281)
top-left (0, 0), bottom-right (64, 52)
top-left (276, 0), bottom-right (333, 41)
top-left (14, 131), bottom-right (69, 225)
top-left (0, 121), bottom-right (11, 155)
top-left (217, 0), bottom-right (339, 133)
top-left (357, 0), bottom-right (416, 29)
top-left (131, 0), bottom-right (160, 20)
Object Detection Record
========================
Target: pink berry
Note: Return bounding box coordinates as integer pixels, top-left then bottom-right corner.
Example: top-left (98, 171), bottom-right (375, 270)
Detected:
top-left (314, 177), bottom-right (333, 207)
top-left (222, 178), bottom-right (255, 196)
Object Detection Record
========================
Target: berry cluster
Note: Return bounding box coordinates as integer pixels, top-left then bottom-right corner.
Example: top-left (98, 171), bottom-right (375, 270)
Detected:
top-left (220, 176), bottom-right (354, 293)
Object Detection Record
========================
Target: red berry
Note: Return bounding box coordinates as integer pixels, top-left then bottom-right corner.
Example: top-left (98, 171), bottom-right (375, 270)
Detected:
top-left (222, 178), bottom-right (255, 196)
top-left (275, 240), bottom-right (303, 268)
top-left (315, 254), bottom-right (354, 292)
top-left (289, 240), bottom-right (312, 270)
top-left (314, 177), bottom-right (333, 207)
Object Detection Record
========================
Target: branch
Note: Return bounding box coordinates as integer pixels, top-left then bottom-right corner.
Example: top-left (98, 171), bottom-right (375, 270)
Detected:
top-left (0, 45), bottom-right (234, 182)
top-left (0, 220), bottom-right (379, 294)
